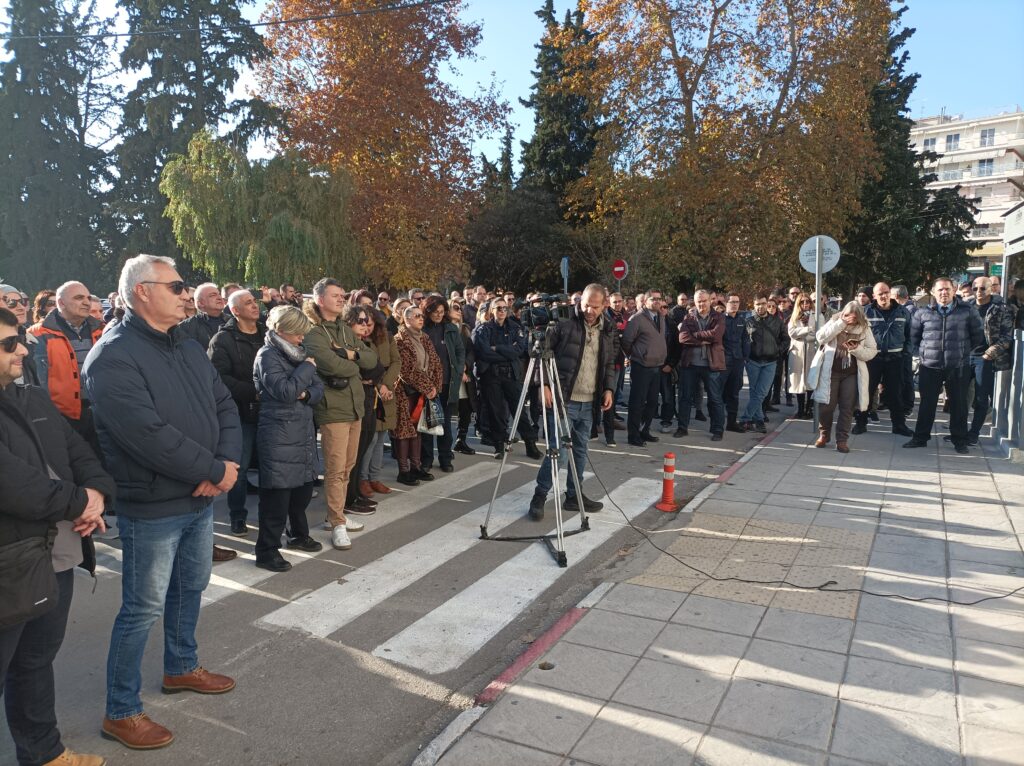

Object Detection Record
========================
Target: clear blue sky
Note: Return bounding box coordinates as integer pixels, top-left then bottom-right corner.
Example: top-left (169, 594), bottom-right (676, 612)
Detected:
top-left (1, 0), bottom-right (1021, 162)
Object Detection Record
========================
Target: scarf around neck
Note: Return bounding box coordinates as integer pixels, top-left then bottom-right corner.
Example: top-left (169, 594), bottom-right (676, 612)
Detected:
top-left (401, 326), bottom-right (428, 371)
top-left (267, 330), bottom-right (308, 365)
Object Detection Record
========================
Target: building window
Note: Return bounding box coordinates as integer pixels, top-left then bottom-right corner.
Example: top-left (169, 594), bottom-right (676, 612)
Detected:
top-left (980, 128), bottom-right (995, 147)
top-left (922, 137), bottom-right (936, 152)
top-left (977, 158), bottom-right (994, 176)
top-left (945, 133), bottom-right (960, 151)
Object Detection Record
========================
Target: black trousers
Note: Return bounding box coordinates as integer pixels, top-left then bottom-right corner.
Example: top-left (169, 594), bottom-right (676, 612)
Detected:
top-left (347, 391), bottom-right (376, 503)
top-left (769, 357), bottom-right (786, 403)
top-left (627, 363), bottom-right (661, 440)
top-left (902, 351), bottom-right (915, 412)
top-left (457, 396), bottom-right (473, 440)
top-left (914, 365), bottom-right (971, 446)
top-left (722, 359), bottom-right (745, 419)
top-left (256, 483), bottom-right (314, 561)
top-left (857, 354), bottom-right (907, 429)
top-left (0, 568), bottom-right (73, 766)
top-left (659, 369), bottom-right (676, 425)
top-left (421, 389), bottom-right (454, 468)
top-left (480, 371), bottom-right (536, 444)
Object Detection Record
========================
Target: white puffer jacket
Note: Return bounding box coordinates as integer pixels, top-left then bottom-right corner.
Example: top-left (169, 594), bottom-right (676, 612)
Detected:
top-left (807, 315), bottom-right (878, 410)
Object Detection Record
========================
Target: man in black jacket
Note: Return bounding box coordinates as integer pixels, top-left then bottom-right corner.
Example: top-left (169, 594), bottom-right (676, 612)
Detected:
top-left (621, 290), bottom-right (668, 446)
top-left (472, 297), bottom-right (541, 459)
top-left (528, 285), bottom-right (618, 520)
top-left (83, 255), bottom-right (242, 751)
top-left (855, 282), bottom-right (914, 437)
top-left (209, 289), bottom-right (267, 536)
top-left (176, 282), bottom-right (226, 349)
top-left (0, 307), bottom-right (115, 766)
top-left (741, 295), bottom-right (787, 433)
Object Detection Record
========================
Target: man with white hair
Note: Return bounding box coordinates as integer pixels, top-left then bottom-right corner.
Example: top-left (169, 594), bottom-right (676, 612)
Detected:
top-left (177, 281), bottom-right (226, 350)
top-left (83, 255), bottom-right (242, 750)
top-left (29, 280), bottom-right (105, 452)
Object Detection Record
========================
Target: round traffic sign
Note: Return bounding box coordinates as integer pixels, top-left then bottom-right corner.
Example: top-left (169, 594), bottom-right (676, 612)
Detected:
top-left (612, 259), bottom-right (628, 280)
top-left (799, 236), bottom-right (841, 274)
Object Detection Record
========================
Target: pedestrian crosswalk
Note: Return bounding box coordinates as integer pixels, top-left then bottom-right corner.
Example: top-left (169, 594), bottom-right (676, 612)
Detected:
top-left (89, 460), bottom-right (660, 677)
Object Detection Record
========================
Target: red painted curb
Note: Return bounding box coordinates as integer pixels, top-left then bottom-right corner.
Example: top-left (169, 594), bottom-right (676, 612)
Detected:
top-left (715, 422), bottom-right (787, 483)
top-left (475, 606), bottom-right (587, 706)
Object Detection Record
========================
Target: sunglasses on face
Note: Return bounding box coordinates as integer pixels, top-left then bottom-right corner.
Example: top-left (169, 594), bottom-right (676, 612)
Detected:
top-left (409, 313), bottom-right (424, 319)
top-left (494, 306), bottom-right (508, 312)
top-left (378, 296), bottom-right (389, 302)
top-left (973, 286), bottom-right (988, 292)
top-left (141, 280), bottom-right (188, 295)
top-left (353, 317), bottom-right (370, 325)
top-left (44, 299), bottom-right (56, 308)
top-left (1, 335), bottom-right (22, 353)
top-left (4, 297), bottom-right (28, 308)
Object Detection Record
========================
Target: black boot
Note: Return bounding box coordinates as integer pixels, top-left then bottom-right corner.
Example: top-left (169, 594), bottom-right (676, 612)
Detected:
top-left (524, 439), bottom-right (543, 460)
top-left (454, 438), bottom-right (476, 455)
top-left (493, 440), bottom-right (506, 459)
top-left (528, 491), bottom-right (546, 521)
top-left (726, 415), bottom-right (744, 433)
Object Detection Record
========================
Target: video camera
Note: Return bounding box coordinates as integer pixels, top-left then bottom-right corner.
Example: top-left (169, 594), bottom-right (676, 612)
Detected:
top-left (516, 294), bottom-right (570, 329)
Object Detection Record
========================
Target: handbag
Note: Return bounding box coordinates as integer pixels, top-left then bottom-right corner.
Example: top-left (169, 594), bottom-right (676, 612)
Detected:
top-left (0, 532), bottom-right (58, 630)
top-left (417, 397), bottom-right (444, 436)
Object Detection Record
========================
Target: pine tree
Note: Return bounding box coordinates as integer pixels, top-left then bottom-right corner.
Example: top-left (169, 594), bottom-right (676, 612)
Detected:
top-left (113, 0), bottom-right (276, 266)
top-left (836, 17), bottom-right (976, 293)
top-left (519, 1), bottom-right (597, 207)
top-left (0, 0), bottom-right (112, 291)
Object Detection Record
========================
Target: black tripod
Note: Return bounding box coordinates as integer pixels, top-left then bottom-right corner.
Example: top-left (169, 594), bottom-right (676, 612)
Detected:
top-left (479, 336), bottom-right (590, 567)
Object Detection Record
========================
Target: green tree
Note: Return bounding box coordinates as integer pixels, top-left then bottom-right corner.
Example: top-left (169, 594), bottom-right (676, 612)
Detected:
top-left (0, 0), bottom-right (115, 291)
top-left (161, 130), bottom-right (360, 288)
top-left (113, 0), bottom-right (276, 267)
top-left (834, 17), bottom-right (977, 293)
top-left (519, 0), bottom-right (598, 209)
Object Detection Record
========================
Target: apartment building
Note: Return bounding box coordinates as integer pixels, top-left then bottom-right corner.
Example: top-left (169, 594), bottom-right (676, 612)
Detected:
top-left (910, 108), bottom-right (1024, 276)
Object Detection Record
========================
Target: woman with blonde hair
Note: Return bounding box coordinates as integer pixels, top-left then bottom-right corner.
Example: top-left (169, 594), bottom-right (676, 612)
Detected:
top-left (252, 305), bottom-right (324, 571)
top-left (787, 292), bottom-right (816, 419)
top-left (809, 301), bottom-right (877, 453)
top-left (393, 304), bottom-right (443, 485)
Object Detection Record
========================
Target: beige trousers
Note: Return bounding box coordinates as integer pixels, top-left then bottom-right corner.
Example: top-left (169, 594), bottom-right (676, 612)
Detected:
top-left (320, 420), bottom-right (361, 527)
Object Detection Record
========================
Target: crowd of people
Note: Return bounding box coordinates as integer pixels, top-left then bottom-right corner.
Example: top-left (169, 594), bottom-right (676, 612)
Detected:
top-left (0, 260), bottom-right (1021, 763)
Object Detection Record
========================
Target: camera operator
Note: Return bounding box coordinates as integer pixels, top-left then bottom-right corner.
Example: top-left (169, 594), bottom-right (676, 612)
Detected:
top-left (472, 297), bottom-right (542, 459)
top-left (527, 284), bottom-right (617, 521)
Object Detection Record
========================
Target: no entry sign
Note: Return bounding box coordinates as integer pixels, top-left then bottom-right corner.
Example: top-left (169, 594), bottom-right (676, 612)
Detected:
top-left (612, 259), bottom-right (628, 281)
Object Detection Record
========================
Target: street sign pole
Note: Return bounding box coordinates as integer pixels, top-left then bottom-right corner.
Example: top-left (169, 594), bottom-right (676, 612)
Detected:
top-left (814, 236), bottom-right (822, 434)
top-left (799, 234), bottom-right (839, 436)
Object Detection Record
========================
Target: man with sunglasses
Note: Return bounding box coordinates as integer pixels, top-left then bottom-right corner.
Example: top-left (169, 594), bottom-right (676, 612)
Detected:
top-left (960, 276), bottom-right (1016, 445)
top-left (82, 255), bottom-right (242, 750)
top-left (472, 298), bottom-right (541, 459)
top-left (376, 290), bottom-right (392, 318)
top-left (855, 282), bottom-right (914, 438)
top-left (1, 306), bottom-right (116, 766)
top-left (29, 281), bottom-right (105, 456)
top-left (0, 283), bottom-right (40, 386)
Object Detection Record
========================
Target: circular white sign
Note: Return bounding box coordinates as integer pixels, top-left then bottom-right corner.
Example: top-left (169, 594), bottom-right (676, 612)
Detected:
top-left (799, 235), bottom-right (841, 274)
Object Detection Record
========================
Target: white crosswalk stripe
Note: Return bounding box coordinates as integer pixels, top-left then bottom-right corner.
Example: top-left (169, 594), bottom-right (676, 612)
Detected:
top-left (372, 477), bottom-right (659, 674)
top-left (89, 460), bottom-right (502, 607)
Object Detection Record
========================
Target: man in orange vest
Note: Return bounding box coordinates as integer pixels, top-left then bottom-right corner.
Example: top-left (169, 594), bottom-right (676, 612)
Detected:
top-left (29, 281), bottom-right (105, 455)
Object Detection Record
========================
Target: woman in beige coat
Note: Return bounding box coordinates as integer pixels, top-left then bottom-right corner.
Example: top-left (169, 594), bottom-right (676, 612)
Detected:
top-left (808, 302), bottom-right (877, 453)
top-left (787, 292), bottom-right (816, 419)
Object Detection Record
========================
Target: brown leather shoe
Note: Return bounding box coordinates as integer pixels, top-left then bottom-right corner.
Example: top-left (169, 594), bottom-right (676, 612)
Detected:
top-left (814, 435), bottom-right (829, 448)
top-left (358, 479), bottom-right (375, 497)
top-left (369, 481), bottom-right (392, 494)
top-left (162, 666), bottom-right (235, 695)
top-left (836, 441), bottom-right (850, 453)
top-left (101, 714), bottom-right (173, 750)
top-left (43, 748), bottom-right (106, 766)
top-left (212, 545), bottom-right (237, 563)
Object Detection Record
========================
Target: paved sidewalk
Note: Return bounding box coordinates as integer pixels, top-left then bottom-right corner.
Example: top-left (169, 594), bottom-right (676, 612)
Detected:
top-left (432, 413), bottom-right (1024, 765)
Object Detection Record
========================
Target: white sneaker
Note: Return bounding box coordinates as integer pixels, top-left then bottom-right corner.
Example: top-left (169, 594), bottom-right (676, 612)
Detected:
top-left (331, 525), bottom-right (352, 550)
top-left (345, 517), bottom-right (364, 532)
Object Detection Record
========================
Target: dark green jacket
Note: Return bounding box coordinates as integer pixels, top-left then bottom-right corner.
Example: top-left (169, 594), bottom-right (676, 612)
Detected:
top-left (302, 304), bottom-right (379, 424)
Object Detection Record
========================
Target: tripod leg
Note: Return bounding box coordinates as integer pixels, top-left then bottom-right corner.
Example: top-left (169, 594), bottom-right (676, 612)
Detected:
top-left (503, 357), bottom-right (534, 449)
top-left (482, 357), bottom-right (537, 535)
top-left (548, 356), bottom-right (588, 531)
top-left (540, 355), bottom-right (568, 565)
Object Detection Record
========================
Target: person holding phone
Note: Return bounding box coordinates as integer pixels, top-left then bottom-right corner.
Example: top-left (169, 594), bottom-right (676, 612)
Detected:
top-left (809, 302), bottom-right (878, 453)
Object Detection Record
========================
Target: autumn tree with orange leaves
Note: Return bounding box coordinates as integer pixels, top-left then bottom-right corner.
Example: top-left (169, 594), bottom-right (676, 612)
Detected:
top-left (563, 0), bottom-right (892, 292)
top-left (257, 0), bottom-right (506, 287)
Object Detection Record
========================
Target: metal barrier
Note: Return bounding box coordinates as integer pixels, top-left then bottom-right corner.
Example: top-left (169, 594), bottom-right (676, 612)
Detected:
top-left (992, 328), bottom-right (1024, 461)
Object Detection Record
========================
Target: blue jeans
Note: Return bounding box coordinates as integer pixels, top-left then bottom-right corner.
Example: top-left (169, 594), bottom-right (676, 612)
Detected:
top-left (228, 421), bottom-right (257, 521)
top-left (970, 355), bottom-right (995, 437)
top-left (742, 360), bottom-right (777, 423)
top-left (679, 367), bottom-right (725, 433)
top-left (106, 505), bottom-right (213, 719)
top-left (359, 430), bottom-right (386, 481)
top-left (535, 400), bottom-right (592, 500)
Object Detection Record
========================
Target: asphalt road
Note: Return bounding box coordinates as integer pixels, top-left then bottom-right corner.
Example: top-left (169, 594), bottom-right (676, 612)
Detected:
top-left (1, 405), bottom-right (769, 765)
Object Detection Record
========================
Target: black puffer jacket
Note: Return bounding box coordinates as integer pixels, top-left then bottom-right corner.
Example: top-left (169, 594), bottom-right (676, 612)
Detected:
top-left (0, 383), bottom-right (116, 570)
top-left (909, 298), bottom-right (985, 370)
top-left (253, 336), bottom-right (324, 489)
top-left (745, 313), bottom-right (787, 362)
top-left (82, 310), bottom-right (242, 519)
top-left (544, 305), bottom-right (618, 402)
top-left (209, 317), bottom-right (267, 423)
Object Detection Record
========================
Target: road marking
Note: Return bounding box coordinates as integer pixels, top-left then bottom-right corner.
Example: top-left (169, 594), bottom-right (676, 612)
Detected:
top-left (90, 460), bottom-right (501, 608)
top-left (371, 478), bottom-right (659, 674)
top-left (256, 475), bottom-right (547, 637)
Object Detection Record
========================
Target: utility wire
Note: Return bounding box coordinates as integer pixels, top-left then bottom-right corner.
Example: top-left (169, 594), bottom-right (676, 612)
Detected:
top-left (0, 0), bottom-right (456, 42)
